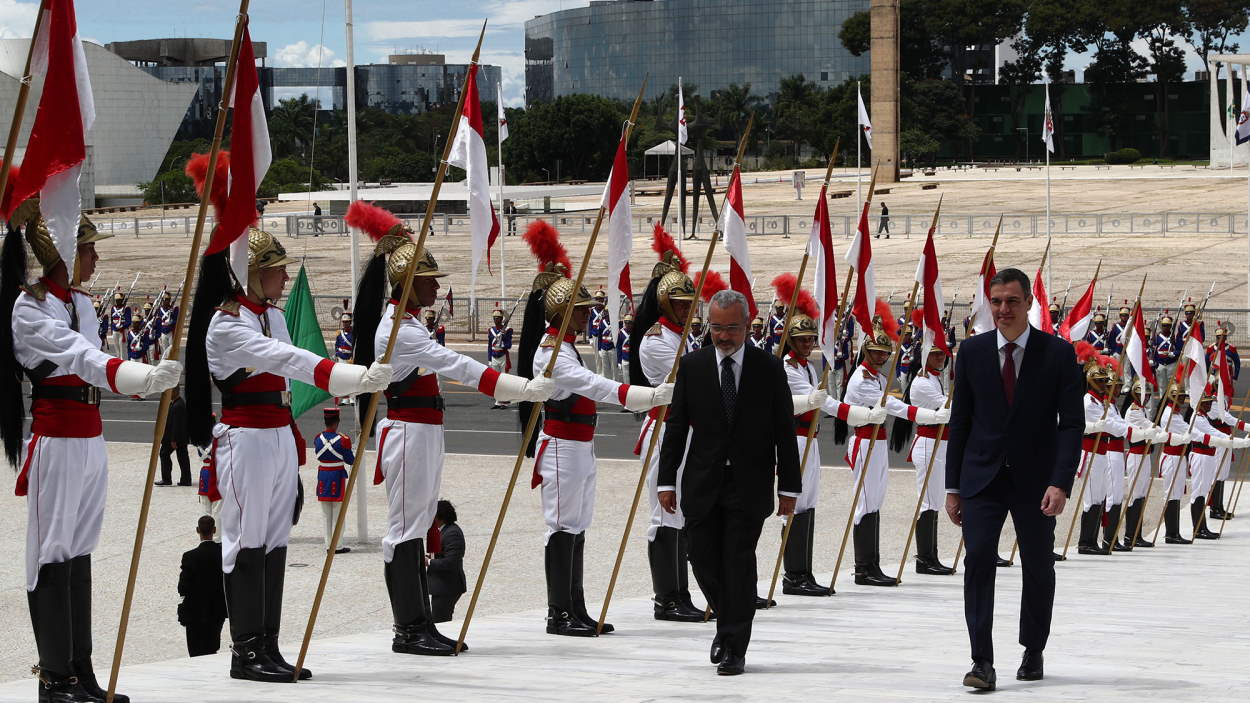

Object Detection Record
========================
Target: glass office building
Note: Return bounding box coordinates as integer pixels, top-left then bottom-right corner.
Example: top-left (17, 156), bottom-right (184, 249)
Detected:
top-left (525, 0), bottom-right (869, 104)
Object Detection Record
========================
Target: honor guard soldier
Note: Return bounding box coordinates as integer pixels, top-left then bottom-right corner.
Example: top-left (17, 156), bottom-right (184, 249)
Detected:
top-left (156, 290), bottom-right (179, 359)
top-left (314, 407), bottom-right (353, 554)
top-left (686, 317), bottom-right (705, 352)
top-left (1207, 325), bottom-right (1240, 380)
top-left (767, 301), bottom-right (786, 349)
top-left (1159, 387), bottom-right (1196, 543)
top-left (616, 313), bottom-right (633, 382)
top-left (184, 153), bottom-right (394, 683)
top-left (629, 239), bottom-right (707, 621)
top-left (1119, 380), bottom-right (1175, 549)
top-left (1048, 301), bottom-right (1062, 325)
top-left (518, 221), bottom-right (672, 637)
top-left (197, 412), bottom-right (221, 521)
top-left (348, 202), bottom-right (552, 655)
top-left (108, 291), bottom-right (130, 358)
top-left (139, 302), bottom-right (157, 361)
top-left (95, 298), bottom-right (108, 350)
top-left (749, 317), bottom-right (768, 351)
top-left (832, 317), bottom-right (855, 400)
top-left (1177, 300), bottom-right (1204, 342)
top-left (595, 314), bottom-right (616, 380)
top-left (1207, 326), bottom-right (1242, 520)
top-left (334, 313), bottom-right (355, 406)
top-left (772, 276), bottom-right (885, 594)
top-left (487, 306), bottom-right (515, 408)
top-left (1186, 388), bottom-right (1248, 539)
top-left (422, 309), bottom-right (445, 345)
top-left (1073, 344), bottom-right (1138, 554)
top-left (1197, 383), bottom-right (1246, 523)
top-left (126, 316), bottom-right (151, 366)
top-left (843, 311), bottom-right (948, 586)
top-left (2, 201), bottom-right (182, 702)
top-left (1084, 312), bottom-right (1110, 352)
top-left (905, 345), bottom-right (956, 574)
top-left (1108, 304), bottom-right (1131, 355)
top-left (1152, 314), bottom-right (1179, 378)
top-left (897, 325), bottom-right (920, 381)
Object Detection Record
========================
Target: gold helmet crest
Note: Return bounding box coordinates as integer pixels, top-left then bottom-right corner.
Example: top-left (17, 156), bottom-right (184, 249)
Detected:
top-left (14, 199), bottom-right (112, 274)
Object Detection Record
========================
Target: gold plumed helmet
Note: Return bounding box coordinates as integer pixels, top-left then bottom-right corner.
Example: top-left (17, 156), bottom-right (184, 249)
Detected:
top-left (864, 318), bottom-right (895, 354)
top-left (690, 316), bottom-right (702, 326)
top-left (423, 309), bottom-right (436, 321)
top-left (245, 228), bottom-right (297, 296)
top-left (14, 199), bottom-right (113, 274)
top-left (1118, 306), bottom-right (1131, 316)
top-left (491, 307), bottom-right (505, 318)
top-left (787, 313), bottom-right (818, 339)
top-left (543, 277), bottom-right (596, 320)
top-left (1129, 377), bottom-right (1152, 400)
top-left (650, 251), bottom-right (683, 279)
top-left (1092, 312), bottom-right (1107, 324)
top-left (1183, 302), bottom-right (1196, 314)
top-left (657, 269), bottom-right (696, 320)
top-left (1160, 315), bottom-right (1174, 326)
top-left (593, 288), bottom-right (607, 302)
top-left (1165, 384), bottom-right (1189, 404)
top-left (1216, 325), bottom-right (1229, 337)
top-left (623, 313), bottom-right (635, 323)
top-left (1078, 345), bottom-right (1119, 392)
top-left (387, 243), bottom-right (447, 288)
top-left (531, 262), bottom-right (568, 293)
top-left (751, 317), bottom-right (764, 328)
top-left (1199, 382), bottom-right (1216, 404)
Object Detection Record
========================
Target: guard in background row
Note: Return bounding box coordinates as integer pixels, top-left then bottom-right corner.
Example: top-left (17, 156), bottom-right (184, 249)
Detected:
top-left (487, 306), bottom-right (514, 409)
top-left (422, 309), bottom-right (445, 345)
top-left (108, 291), bottom-right (130, 358)
top-left (1207, 324), bottom-right (1242, 521)
top-left (1072, 344), bottom-right (1136, 555)
top-left (314, 407), bottom-right (353, 554)
top-left (1158, 387), bottom-right (1195, 544)
top-left (904, 344), bottom-right (956, 574)
top-left (519, 220), bottom-right (672, 637)
top-left (616, 313), bottom-right (633, 383)
top-left (1118, 380), bottom-right (1177, 549)
top-left (2, 201), bottom-right (181, 703)
top-left (1187, 388), bottom-right (1248, 540)
top-left (349, 201), bottom-right (552, 656)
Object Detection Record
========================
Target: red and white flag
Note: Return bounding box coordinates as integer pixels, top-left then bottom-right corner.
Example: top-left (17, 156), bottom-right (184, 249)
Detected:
top-left (968, 248), bottom-right (996, 335)
top-left (1211, 334), bottom-right (1234, 408)
top-left (496, 82), bottom-right (508, 142)
top-left (1124, 303), bottom-right (1156, 394)
top-left (913, 222), bottom-right (948, 358)
top-left (1058, 274), bottom-right (1098, 341)
top-left (2, 0), bottom-right (95, 276)
top-left (602, 133), bottom-right (632, 321)
top-left (1027, 262), bottom-right (1053, 334)
top-left (857, 84), bottom-right (872, 150)
top-left (677, 79), bottom-right (688, 145)
top-left (845, 200), bottom-right (876, 338)
top-left (1042, 79), bottom-right (1055, 154)
top-left (720, 165), bottom-right (756, 317)
top-left (449, 62), bottom-right (501, 276)
top-left (808, 182), bottom-right (839, 363)
top-left (1178, 324), bottom-right (1207, 407)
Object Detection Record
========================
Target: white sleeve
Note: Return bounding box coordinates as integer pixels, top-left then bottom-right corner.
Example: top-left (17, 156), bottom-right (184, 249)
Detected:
top-left (396, 322), bottom-right (489, 389)
top-left (536, 345), bottom-right (625, 405)
top-left (12, 294), bottom-right (118, 390)
top-left (639, 332), bottom-right (676, 386)
top-left (207, 311), bottom-right (327, 386)
top-left (885, 394), bottom-right (913, 420)
top-left (909, 375), bottom-right (946, 413)
top-left (1101, 407), bottom-right (1130, 438)
top-left (842, 371), bottom-right (877, 407)
top-left (1194, 414), bottom-right (1228, 441)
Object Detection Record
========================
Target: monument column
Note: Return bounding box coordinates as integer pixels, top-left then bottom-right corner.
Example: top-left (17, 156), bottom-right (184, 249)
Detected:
top-left (870, 0), bottom-right (900, 183)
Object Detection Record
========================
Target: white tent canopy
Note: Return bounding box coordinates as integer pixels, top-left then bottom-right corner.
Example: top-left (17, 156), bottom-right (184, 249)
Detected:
top-left (644, 140), bottom-right (694, 156)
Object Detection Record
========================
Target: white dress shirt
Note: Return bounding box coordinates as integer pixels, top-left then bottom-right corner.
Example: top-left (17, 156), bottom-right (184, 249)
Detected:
top-left (947, 325), bottom-right (1031, 495)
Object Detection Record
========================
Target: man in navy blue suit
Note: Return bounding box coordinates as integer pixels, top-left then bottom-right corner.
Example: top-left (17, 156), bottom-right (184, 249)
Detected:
top-left (945, 268), bottom-right (1083, 691)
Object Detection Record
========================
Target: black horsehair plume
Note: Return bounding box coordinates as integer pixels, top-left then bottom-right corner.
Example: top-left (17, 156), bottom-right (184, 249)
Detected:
top-left (0, 225), bottom-right (27, 467)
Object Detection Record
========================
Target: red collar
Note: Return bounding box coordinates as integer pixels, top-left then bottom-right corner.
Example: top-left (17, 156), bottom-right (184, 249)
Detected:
top-left (924, 365), bottom-right (943, 376)
top-left (788, 350), bottom-right (808, 367)
top-left (1087, 390), bottom-right (1105, 402)
top-left (389, 299), bottom-right (423, 317)
top-left (860, 360), bottom-right (880, 376)
top-left (659, 316), bottom-right (683, 335)
top-left (39, 277), bottom-right (72, 303)
top-left (546, 326), bottom-right (578, 344)
top-left (236, 294), bottom-right (271, 315)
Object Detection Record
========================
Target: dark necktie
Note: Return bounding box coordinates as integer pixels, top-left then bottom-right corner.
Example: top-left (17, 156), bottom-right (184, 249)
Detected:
top-left (721, 356), bottom-right (737, 421)
top-left (1002, 341), bottom-right (1017, 406)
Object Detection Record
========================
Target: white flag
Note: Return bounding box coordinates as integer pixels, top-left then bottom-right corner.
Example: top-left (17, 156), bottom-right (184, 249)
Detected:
top-left (677, 78), bottom-right (687, 145)
top-left (601, 135), bottom-right (633, 323)
top-left (1237, 76), bottom-right (1250, 146)
top-left (1042, 79), bottom-right (1055, 154)
top-left (497, 81), bottom-right (508, 143)
top-left (448, 64), bottom-right (500, 275)
top-left (857, 84), bottom-right (872, 150)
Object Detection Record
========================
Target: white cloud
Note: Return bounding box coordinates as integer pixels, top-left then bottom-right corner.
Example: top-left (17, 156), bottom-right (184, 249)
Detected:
top-left (364, 19), bottom-right (485, 42)
top-left (272, 40), bottom-right (346, 68)
top-left (0, 0), bottom-right (37, 39)
top-left (482, 0), bottom-right (583, 28)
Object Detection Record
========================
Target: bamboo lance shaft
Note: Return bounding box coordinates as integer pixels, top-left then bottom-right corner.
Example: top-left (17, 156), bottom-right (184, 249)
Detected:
top-left (107, 4), bottom-right (250, 700)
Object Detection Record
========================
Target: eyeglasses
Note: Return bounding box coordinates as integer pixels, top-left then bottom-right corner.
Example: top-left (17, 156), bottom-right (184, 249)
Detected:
top-left (708, 324), bottom-right (745, 334)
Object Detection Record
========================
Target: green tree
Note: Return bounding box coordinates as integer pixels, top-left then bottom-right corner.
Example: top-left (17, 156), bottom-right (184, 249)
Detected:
top-left (504, 94), bottom-right (626, 182)
top-left (268, 95), bottom-right (320, 162)
top-left (259, 156), bottom-right (325, 198)
top-left (1184, 0), bottom-right (1250, 70)
top-left (139, 168), bottom-right (196, 205)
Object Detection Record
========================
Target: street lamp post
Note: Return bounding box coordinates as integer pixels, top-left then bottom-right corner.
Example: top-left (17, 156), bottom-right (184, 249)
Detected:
top-left (1017, 127), bottom-right (1028, 163)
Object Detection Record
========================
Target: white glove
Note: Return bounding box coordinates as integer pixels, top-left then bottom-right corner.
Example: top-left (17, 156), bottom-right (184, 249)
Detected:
top-left (867, 405), bottom-right (888, 425)
top-left (913, 407), bottom-right (947, 425)
top-left (1145, 427), bottom-right (1167, 445)
top-left (112, 359), bottom-right (183, 397)
top-left (792, 389), bottom-right (828, 414)
top-left (1085, 419), bottom-right (1108, 434)
top-left (1236, 437), bottom-right (1250, 449)
top-left (623, 383), bottom-right (673, 412)
top-left (327, 362), bottom-right (393, 396)
top-left (1167, 432), bottom-right (1188, 446)
top-left (932, 407), bottom-right (951, 424)
top-left (492, 374), bottom-right (554, 403)
top-left (1208, 434), bottom-right (1236, 449)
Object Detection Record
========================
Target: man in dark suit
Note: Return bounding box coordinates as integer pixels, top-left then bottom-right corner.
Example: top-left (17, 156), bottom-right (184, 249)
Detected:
top-left (157, 387), bottom-right (191, 486)
top-left (178, 516), bottom-right (228, 656)
top-left (428, 499), bottom-right (467, 623)
top-left (946, 268), bottom-right (1083, 691)
top-left (658, 289), bottom-right (802, 676)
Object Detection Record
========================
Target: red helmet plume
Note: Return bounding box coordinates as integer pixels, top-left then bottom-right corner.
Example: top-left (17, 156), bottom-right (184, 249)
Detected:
top-left (911, 305), bottom-right (925, 329)
top-left (771, 273), bottom-right (818, 320)
top-left (185, 152), bottom-right (232, 219)
top-left (875, 298), bottom-right (899, 342)
top-left (1073, 340), bottom-right (1098, 365)
top-left (345, 200), bottom-right (408, 243)
top-left (1098, 354), bottom-right (1120, 376)
top-left (523, 219), bottom-right (571, 275)
top-left (693, 270), bottom-right (727, 301)
top-left (651, 223), bottom-right (689, 273)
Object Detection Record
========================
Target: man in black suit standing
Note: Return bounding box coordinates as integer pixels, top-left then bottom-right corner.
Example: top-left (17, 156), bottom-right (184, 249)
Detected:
top-left (659, 289), bottom-right (803, 676)
top-left (428, 499), bottom-right (467, 623)
top-left (178, 516), bottom-right (228, 656)
top-left (946, 268), bottom-right (1083, 690)
top-left (157, 386), bottom-right (191, 486)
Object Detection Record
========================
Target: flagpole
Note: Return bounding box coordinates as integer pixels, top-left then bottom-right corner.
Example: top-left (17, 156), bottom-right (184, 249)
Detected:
top-left (856, 81), bottom-right (862, 217)
top-left (1045, 135), bottom-right (1052, 293)
top-left (342, 0), bottom-right (367, 547)
top-left (497, 82), bottom-right (506, 300)
top-left (677, 76), bottom-right (685, 239)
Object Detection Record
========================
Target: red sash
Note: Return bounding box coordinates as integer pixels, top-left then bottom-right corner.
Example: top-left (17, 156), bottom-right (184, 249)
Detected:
top-left (30, 375), bottom-right (101, 438)
top-left (221, 373), bottom-right (293, 429)
top-left (386, 373), bottom-right (444, 425)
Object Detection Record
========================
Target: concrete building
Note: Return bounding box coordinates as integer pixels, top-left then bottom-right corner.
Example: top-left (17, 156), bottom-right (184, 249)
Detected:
top-left (523, 0), bottom-right (870, 105)
top-left (0, 40), bottom-right (196, 205)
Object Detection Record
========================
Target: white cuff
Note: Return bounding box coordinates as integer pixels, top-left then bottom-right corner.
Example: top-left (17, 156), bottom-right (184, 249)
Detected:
top-left (778, 491), bottom-right (800, 498)
top-left (657, 485), bottom-right (676, 493)
top-left (945, 488), bottom-right (960, 494)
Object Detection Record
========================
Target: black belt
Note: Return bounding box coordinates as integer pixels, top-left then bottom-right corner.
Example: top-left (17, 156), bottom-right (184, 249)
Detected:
top-left (221, 390), bottom-right (291, 408)
top-left (385, 395), bottom-right (445, 411)
top-left (31, 385), bottom-right (101, 406)
top-left (543, 404), bottom-right (597, 427)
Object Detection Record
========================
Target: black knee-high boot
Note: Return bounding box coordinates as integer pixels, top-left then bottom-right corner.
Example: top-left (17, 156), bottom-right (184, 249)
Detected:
top-left (571, 532), bottom-right (613, 633)
top-left (1125, 499), bottom-right (1153, 547)
top-left (67, 555), bottom-right (129, 702)
top-left (1210, 481), bottom-right (1232, 520)
top-left (29, 562), bottom-right (92, 702)
top-left (1103, 504), bottom-right (1129, 551)
top-left (545, 531), bottom-right (594, 637)
top-left (1078, 506), bottom-right (1106, 554)
top-left (915, 510), bottom-right (955, 575)
top-left (416, 544), bottom-right (465, 650)
top-left (1193, 498), bottom-right (1220, 540)
top-left (227, 547), bottom-right (288, 682)
top-left (783, 510), bottom-right (831, 594)
top-left (651, 527), bottom-right (705, 620)
top-left (388, 539), bottom-right (453, 655)
top-left (259, 547), bottom-right (311, 677)
top-left (1164, 500), bottom-right (1191, 544)
top-left (854, 512), bottom-right (897, 587)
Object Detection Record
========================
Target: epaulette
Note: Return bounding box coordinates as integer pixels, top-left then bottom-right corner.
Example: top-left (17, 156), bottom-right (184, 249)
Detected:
top-left (71, 285), bottom-right (91, 297)
top-left (645, 323), bottom-right (662, 336)
top-left (540, 334), bottom-right (559, 348)
top-left (861, 368), bottom-right (874, 380)
top-left (785, 356), bottom-right (801, 367)
top-left (216, 300), bottom-right (241, 316)
top-left (20, 281), bottom-right (47, 302)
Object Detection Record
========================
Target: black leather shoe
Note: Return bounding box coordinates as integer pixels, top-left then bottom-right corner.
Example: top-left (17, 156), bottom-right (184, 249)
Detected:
top-left (72, 659), bottom-right (129, 703)
top-left (392, 624), bottom-right (456, 654)
top-left (1133, 535), bottom-right (1154, 548)
top-left (717, 652), bottom-right (745, 676)
top-left (153, 480), bottom-right (172, 487)
top-left (545, 610), bottom-right (596, 638)
top-left (915, 558), bottom-right (955, 576)
top-left (996, 556), bottom-right (1013, 567)
top-left (962, 661), bottom-right (996, 690)
top-left (176, 480), bottom-right (193, 487)
top-left (230, 637), bottom-right (293, 683)
top-left (1051, 552), bottom-right (1066, 561)
top-left (426, 624), bottom-right (467, 652)
top-left (1165, 535), bottom-right (1192, 545)
top-left (1209, 508), bottom-right (1231, 521)
top-left (264, 635), bottom-right (312, 680)
top-left (1195, 527), bottom-right (1221, 540)
top-left (34, 669), bottom-right (93, 702)
top-left (1112, 540), bottom-right (1132, 552)
top-left (854, 570), bottom-right (898, 587)
top-left (1077, 544), bottom-right (1108, 555)
top-left (709, 635), bottom-right (725, 665)
top-left (654, 598), bottom-right (707, 622)
top-left (782, 574), bottom-right (832, 596)
top-left (753, 596), bottom-right (776, 609)
top-left (1017, 650), bottom-right (1044, 680)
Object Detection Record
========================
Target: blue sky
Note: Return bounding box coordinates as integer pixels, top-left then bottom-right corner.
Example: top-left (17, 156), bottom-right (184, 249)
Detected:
top-left (0, 0), bottom-right (1244, 106)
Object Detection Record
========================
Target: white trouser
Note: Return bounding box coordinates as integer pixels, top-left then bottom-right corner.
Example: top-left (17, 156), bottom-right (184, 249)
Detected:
top-left (1189, 453), bottom-right (1219, 504)
top-left (1216, 448), bottom-right (1233, 480)
top-left (1124, 451), bottom-right (1152, 501)
top-left (213, 424), bottom-right (300, 573)
top-left (160, 333), bottom-right (173, 358)
top-left (1079, 451), bottom-right (1109, 510)
top-left (597, 350), bottom-right (615, 380)
top-left (641, 419), bottom-right (687, 540)
top-left (110, 330), bottom-right (125, 358)
top-left (198, 496), bottom-right (222, 541)
top-left (618, 361), bottom-right (629, 382)
top-left (535, 432), bottom-right (596, 543)
top-left (488, 356), bottom-right (507, 374)
top-left (23, 435), bottom-right (107, 590)
top-left (791, 434), bottom-right (822, 515)
top-left (376, 418), bottom-right (444, 563)
top-left (848, 434), bottom-right (888, 525)
top-left (1102, 450), bottom-right (1126, 507)
top-left (1160, 454), bottom-right (1188, 501)
top-left (909, 435), bottom-right (946, 512)
top-left (321, 501), bottom-right (342, 549)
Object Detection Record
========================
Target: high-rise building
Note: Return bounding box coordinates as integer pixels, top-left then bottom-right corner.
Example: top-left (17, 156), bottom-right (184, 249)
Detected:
top-left (524, 0), bottom-right (870, 104)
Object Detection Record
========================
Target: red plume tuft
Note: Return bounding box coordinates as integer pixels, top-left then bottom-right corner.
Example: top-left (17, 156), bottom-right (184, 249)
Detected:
top-left (693, 270), bottom-right (727, 301)
top-left (875, 298), bottom-right (899, 342)
top-left (345, 201), bottom-right (407, 243)
top-left (771, 273), bottom-right (819, 320)
top-left (1074, 340), bottom-right (1098, 365)
top-left (911, 305), bottom-right (925, 329)
top-left (185, 152), bottom-right (231, 218)
top-left (523, 219), bottom-right (571, 275)
top-left (650, 223), bottom-right (689, 273)
top-left (1098, 354), bottom-right (1120, 376)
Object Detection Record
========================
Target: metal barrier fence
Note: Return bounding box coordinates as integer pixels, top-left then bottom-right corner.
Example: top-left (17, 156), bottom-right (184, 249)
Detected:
top-left (91, 210), bottom-right (1250, 239)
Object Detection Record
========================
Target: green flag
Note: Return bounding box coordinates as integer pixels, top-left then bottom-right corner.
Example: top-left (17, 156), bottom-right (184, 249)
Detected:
top-left (284, 264), bottom-right (332, 418)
